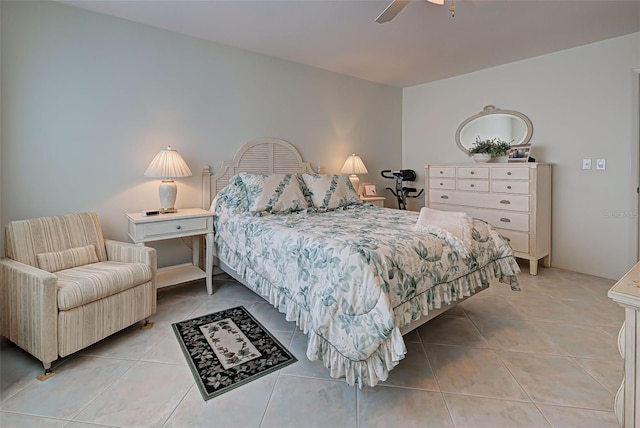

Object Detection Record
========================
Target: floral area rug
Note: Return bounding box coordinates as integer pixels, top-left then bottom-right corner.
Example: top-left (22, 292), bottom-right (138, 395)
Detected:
top-left (172, 305), bottom-right (297, 401)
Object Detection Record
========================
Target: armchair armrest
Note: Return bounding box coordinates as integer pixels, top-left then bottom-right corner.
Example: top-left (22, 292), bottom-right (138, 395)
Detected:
top-left (105, 240), bottom-right (156, 265)
top-left (104, 239), bottom-right (157, 278)
top-left (0, 258), bottom-right (58, 369)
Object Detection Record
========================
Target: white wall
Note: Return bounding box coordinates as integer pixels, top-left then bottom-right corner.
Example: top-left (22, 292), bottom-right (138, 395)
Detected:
top-left (404, 33), bottom-right (640, 280)
top-left (0, 1), bottom-right (402, 265)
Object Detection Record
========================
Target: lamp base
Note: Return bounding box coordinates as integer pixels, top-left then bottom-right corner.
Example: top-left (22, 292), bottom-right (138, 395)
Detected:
top-left (158, 179), bottom-right (177, 211)
top-left (159, 208), bottom-right (177, 214)
top-left (348, 175), bottom-right (361, 195)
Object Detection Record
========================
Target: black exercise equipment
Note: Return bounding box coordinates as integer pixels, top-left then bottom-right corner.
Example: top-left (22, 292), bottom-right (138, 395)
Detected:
top-left (381, 169), bottom-right (424, 210)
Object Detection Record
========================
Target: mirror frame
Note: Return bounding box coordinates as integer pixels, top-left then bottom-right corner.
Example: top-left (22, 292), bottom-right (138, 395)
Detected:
top-left (455, 105), bottom-right (533, 155)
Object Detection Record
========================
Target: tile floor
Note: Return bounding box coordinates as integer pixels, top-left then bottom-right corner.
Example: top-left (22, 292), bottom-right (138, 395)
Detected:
top-left (0, 262), bottom-right (625, 428)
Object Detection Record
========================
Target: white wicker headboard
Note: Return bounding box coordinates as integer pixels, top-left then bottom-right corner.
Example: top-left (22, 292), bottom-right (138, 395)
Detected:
top-left (202, 138), bottom-right (315, 209)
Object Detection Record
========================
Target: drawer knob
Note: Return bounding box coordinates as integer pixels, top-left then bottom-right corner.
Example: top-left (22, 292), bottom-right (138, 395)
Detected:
top-left (441, 195), bottom-right (449, 199)
top-left (470, 184), bottom-right (475, 187)
top-left (500, 200), bottom-right (511, 204)
top-left (470, 171), bottom-right (475, 175)
top-left (507, 172), bottom-right (512, 176)
top-left (176, 225), bottom-right (182, 230)
top-left (500, 217), bottom-right (511, 223)
top-left (439, 182), bottom-right (444, 186)
top-left (507, 185), bottom-right (512, 189)
top-left (439, 171), bottom-right (444, 174)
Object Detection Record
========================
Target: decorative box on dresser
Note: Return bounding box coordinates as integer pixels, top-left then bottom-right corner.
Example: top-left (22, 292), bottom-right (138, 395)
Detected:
top-left (608, 262), bottom-right (640, 427)
top-left (425, 163), bottom-right (551, 275)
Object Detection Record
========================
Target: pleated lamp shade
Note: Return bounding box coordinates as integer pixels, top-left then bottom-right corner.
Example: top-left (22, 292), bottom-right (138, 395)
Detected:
top-left (340, 153), bottom-right (368, 195)
top-left (144, 146), bottom-right (192, 211)
top-left (144, 146), bottom-right (192, 178)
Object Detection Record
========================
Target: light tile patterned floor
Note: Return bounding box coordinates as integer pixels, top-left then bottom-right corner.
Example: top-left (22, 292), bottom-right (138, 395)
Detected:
top-left (0, 262), bottom-right (624, 427)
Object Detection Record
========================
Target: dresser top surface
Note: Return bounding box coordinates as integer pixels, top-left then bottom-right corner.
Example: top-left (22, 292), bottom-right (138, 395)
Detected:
top-left (609, 261), bottom-right (640, 308)
top-left (425, 162), bottom-right (551, 167)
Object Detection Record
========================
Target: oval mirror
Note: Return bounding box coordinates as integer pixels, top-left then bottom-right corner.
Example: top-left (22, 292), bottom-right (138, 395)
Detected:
top-left (455, 105), bottom-right (533, 155)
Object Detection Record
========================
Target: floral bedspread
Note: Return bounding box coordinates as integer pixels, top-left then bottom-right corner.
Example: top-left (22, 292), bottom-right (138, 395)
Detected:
top-left (214, 203), bottom-right (520, 387)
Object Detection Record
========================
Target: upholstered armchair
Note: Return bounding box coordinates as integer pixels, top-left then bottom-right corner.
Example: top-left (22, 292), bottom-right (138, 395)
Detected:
top-left (0, 212), bottom-right (156, 380)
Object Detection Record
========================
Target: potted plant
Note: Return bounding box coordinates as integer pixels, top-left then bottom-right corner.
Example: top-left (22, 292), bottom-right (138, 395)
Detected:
top-left (469, 136), bottom-right (512, 162)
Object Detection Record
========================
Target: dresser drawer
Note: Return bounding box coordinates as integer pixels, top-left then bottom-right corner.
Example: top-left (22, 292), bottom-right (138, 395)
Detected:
top-left (492, 167), bottom-right (530, 180)
top-left (457, 167), bottom-right (489, 179)
top-left (429, 190), bottom-right (530, 212)
top-left (429, 167), bottom-right (456, 178)
top-left (462, 206), bottom-right (529, 232)
top-left (143, 217), bottom-right (209, 239)
top-left (430, 178), bottom-right (456, 190)
top-left (491, 180), bottom-right (530, 194)
top-left (496, 229), bottom-right (530, 254)
top-left (457, 180), bottom-right (489, 192)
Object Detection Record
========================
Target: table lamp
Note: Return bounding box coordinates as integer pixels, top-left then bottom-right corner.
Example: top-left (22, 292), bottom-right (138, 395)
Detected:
top-left (340, 153), bottom-right (368, 195)
top-left (144, 146), bottom-right (192, 213)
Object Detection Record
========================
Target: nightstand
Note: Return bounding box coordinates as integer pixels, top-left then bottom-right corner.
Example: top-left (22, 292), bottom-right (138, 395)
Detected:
top-left (361, 196), bottom-right (385, 207)
top-left (127, 208), bottom-right (215, 294)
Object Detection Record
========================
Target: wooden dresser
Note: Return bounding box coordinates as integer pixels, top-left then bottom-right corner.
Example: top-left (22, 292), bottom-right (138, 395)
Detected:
top-left (609, 262), bottom-right (640, 427)
top-left (425, 163), bottom-right (551, 275)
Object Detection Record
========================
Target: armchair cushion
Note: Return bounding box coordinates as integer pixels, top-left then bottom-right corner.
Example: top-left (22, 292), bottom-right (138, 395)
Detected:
top-left (36, 245), bottom-right (99, 273)
top-left (5, 212), bottom-right (108, 268)
top-left (56, 261), bottom-right (153, 310)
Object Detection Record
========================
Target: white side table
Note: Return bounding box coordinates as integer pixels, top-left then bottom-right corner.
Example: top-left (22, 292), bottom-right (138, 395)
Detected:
top-left (361, 196), bottom-right (385, 207)
top-left (127, 208), bottom-right (215, 294)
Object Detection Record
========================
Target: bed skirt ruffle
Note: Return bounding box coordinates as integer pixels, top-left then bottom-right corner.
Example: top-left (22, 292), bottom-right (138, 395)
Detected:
top-left (216, 241), bottom-right (519, 388)
top-left (393, 256), bottom-right (520, 328)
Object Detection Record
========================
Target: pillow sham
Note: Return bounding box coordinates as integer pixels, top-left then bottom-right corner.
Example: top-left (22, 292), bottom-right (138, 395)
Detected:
top-left (300, 174), bottom-right (362, 211)
top-left (238, 172), bottom-right (309, 214)
top-left (212, 175), bottom-right (248, 214)
top-left (36, 244), bottom-right (99, 273)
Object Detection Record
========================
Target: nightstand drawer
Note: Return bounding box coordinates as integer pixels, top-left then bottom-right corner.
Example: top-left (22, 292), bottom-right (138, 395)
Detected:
top-left (144, 217), bottom-right (209, 238)
top-left (360, 196), bottom-right (385, 207)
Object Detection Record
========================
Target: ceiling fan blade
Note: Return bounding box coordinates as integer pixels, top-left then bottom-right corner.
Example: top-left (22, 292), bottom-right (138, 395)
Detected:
top-left (375, 0), bottom-right (411, 23)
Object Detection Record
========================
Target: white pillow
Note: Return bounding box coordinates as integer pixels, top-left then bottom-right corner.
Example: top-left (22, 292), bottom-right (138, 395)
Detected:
top-left (238, 173), bottom-right (308, 214)
top-left (300, 174), bottom-right (361, 211)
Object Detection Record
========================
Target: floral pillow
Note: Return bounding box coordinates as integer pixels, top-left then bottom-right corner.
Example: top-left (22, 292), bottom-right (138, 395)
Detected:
top-left (213, 175), bottom-right (249, 214)
top-left (300, 174), bottom-right (362, 211)
top-left (238, 173), bottom-right (309, 214)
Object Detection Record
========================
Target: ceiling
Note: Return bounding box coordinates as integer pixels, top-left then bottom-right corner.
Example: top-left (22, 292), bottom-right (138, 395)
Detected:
top-left (59, 0), bottom-right (640, 88)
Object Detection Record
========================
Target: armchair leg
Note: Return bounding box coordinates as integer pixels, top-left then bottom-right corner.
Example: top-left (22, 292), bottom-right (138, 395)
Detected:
top-left (141, 317), bottom-right (154, 330)
top-left (36, 366), bottom-right (56, 381)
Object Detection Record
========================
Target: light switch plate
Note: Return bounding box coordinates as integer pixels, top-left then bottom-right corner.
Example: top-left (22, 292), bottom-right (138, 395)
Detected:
top-left (596, 159), bottom-right (606, 170)
top-left (582, 159), bottom-right (592, 170)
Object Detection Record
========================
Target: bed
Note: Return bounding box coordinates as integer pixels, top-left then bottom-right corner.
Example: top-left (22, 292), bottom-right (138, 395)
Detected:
top-left (202, 138), bottom-right (520, 387)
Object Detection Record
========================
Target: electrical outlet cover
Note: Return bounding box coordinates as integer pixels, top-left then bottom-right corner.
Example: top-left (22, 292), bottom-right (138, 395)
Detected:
top-left (582, 159), bottom-right (592, 170)
top-left (596, 159), bottom-right (606, 170)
